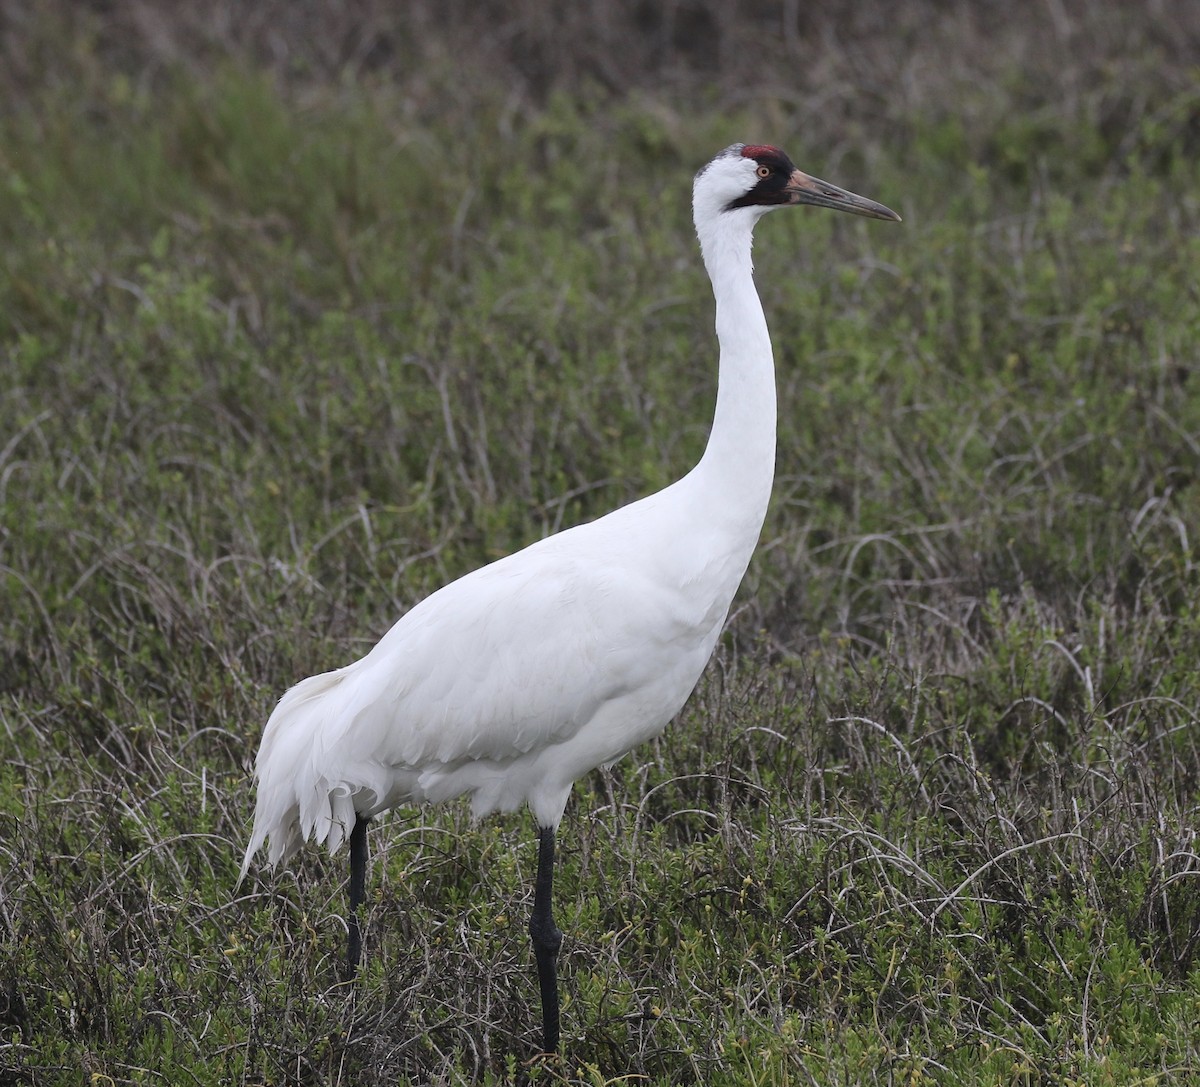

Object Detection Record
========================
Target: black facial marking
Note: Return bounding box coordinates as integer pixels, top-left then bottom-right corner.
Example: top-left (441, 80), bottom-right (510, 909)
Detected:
top-left (725, 146), bottom-right (798, 211)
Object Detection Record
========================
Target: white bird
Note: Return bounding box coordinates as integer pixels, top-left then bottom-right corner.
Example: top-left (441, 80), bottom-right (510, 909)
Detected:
top-left (240, 143), bottom-right (899, 1053)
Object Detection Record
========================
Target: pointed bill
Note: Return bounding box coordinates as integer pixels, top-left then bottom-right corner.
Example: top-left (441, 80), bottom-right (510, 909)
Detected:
top-left (783, 169), bottom-right (901, 221)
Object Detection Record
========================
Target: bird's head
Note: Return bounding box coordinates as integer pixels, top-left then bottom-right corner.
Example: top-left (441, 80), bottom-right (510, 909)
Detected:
top-left (693, 143), bottom-right (900, 232)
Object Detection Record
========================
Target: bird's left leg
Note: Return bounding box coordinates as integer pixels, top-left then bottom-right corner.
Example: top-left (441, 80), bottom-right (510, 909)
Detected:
top-left (345, 813), bottom-right (370, 981)
top-left (528, 825), bottom-right (563, 1053)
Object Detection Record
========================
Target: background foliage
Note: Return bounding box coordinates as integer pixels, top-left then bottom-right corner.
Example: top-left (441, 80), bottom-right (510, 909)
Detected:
top-left (2, 1), bottom-right (1199, 1083)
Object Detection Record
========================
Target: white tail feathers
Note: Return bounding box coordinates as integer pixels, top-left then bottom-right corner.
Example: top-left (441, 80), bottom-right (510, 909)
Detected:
top-left (239, 668), bottom-right (366, 884)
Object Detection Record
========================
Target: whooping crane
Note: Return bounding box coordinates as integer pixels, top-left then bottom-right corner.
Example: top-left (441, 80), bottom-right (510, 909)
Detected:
top-left (240, 143), bottom-right (899, 1054)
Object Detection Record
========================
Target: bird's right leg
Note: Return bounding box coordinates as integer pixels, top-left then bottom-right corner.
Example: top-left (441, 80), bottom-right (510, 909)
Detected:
top-left (528, 825), bottom-right (563, 1053)
top-left (345, 813), bottom-right (370, 981)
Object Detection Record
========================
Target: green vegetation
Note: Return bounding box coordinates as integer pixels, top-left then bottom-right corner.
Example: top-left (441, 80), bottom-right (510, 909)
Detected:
top-left (2, 2), bottom-right (1198, 1084)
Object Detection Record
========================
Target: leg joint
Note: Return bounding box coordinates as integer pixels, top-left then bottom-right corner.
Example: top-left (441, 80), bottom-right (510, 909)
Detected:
top-left (529, 911), bottom-right (563, 955)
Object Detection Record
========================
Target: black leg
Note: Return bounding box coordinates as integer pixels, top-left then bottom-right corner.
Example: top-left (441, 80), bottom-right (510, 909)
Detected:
top-left (528, 825), bottom-right (563, 1053)
top-left (345, 813), bottom-right (369, 981)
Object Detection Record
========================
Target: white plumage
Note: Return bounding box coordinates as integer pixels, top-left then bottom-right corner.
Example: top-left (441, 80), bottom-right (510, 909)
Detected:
top-left (242, 499), bottom-right (737, 862)
top-left (241, 143), bottom-right (898, 1052)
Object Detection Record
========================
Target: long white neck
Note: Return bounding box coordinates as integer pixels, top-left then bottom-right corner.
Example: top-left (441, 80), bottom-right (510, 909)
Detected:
top-left (687, 209), bottom-right (777, 540)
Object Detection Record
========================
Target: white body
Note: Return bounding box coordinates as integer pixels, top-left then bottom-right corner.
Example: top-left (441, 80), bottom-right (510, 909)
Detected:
top-left (241, 149), bottom-right (780, 876)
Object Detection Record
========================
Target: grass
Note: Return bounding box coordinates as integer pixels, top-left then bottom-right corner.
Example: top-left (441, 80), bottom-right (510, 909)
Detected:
top-left (2, 2), bottom-right (1200, 1084)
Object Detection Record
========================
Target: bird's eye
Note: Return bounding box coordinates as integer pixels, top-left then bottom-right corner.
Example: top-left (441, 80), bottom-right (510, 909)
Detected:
top-left (756, 164), bottom-right (772, 179)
